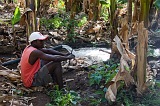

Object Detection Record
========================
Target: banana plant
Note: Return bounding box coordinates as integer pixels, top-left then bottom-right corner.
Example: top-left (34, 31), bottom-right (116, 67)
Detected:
top-left (136, 0), bottom-right (150, 94)
top-left (109, 0), bottom-right (118, 42)
top-left (11, 6), bottom-right (21, 47)
top-left (105, 0), bottom-right (152, 102)
top-left (139, 0), bottom-right (150, 27)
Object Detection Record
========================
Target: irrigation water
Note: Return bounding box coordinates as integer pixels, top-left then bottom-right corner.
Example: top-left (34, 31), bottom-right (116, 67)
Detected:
top-left (62, 45), bottom-right (111, 62)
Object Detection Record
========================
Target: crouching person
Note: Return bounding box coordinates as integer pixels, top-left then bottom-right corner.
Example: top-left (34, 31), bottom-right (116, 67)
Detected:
top-left (20, 32), bottom-right (75, 89)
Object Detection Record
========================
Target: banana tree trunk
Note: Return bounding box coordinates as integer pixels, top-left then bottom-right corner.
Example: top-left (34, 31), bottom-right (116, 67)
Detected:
top-left (36, 0), bottom-right (40, 16)
top-left (88, 0), bottom-right (100, 21)
top-left (110, 0), bottom-right (119, 58)
top-left (121, 0), bottom-right (132, 50)
top-left (25, 0), bottom-right (36, 36)
top-left (110, 0), bottom-right (118, 42)
top-left (140, 0), bottom-right (150, 28)
top-left (132, 0), bottom-right (139, 23)
top-left (127, 0), bottom-right (132, 39)
top-left (136, 0), bottom-right (150, 94)
top-left (136, 22), bottom-right (148, 94)
top-left (64, 0), bottom-right (72, 12)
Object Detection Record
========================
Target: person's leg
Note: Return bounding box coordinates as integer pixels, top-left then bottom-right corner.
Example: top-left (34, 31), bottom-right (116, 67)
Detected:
top-left (44, 61), bottom-right (63, 89)
top-left (32, 66), bottom-right (53, 87)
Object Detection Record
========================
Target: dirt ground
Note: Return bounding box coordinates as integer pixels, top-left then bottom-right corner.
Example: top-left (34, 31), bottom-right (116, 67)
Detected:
top-left (0, 57), bottom-right (98, 106)
top-left (28, 69), bottom-right (92, 106)
top-left (1, 38), bottom-right (159, 106)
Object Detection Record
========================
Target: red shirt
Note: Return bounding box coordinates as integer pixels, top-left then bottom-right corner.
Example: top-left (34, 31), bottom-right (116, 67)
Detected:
top-left (20, 46), bottom-right (40, 87)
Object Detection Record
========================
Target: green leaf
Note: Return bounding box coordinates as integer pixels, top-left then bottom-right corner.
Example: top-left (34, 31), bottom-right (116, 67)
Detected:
top-left (11, 7), bottom-right (21, 25)
top-left (95, 90), bottom-right (104, 95)
top-left (89, 79), bottom-right (95, 86)
top-left (90, 65), bottom-right (98, 69)
top-left (117, 0), bottom-right (127, 4)
top-left (105, 71), bottom-right (117, 84)
top-left (154, 0), bottom-right (160, 9)
top-left (156, 81), bottom-right (160, 87)
top-left (100, 0), bottom-right (108, 5)
top-left (124, 66), bottom-right (130, 71)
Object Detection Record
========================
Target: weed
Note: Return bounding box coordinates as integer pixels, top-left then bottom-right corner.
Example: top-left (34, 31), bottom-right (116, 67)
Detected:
top-left (115, 81), bottom-right (160, 106)
top-left (135, 85), bottom-right (160, 106)
top-left (46, 86), bottom-right (81, 106)
top-left (100, 0), bottom-right (110, 22)
top-left (40, 13), bottom-right (81, 42)
top-left (40, 15), bottom-right (63, 29)
top-left (87, 63), bottom-right (119, 105)
top-left (116, 84), bottom-right (136, 106)
top-left (0, 20), bottom-right (9, 26)
top-left (78, 16), bottom-right (87, 27)
top-left (65, 19), bottom-right (79, 42)
top-left (57, 0), bottom-right (65, 11)
top-left (88, 63), bottom-right (119, 86)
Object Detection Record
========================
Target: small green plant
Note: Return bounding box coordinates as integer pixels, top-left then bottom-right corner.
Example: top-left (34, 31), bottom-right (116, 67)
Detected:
top-left (87, 62), bottom-right (119, 105)
top-left (66, 19), bottom-right (79, 42)
top-left (115, 80), bottom-right (160, 106)
top-left (58, 0), bottom-right (65, 11)
top-left (100, 0), bottom-right (110, 21)
top-left (46, 86), bottom-right (81, 106)
top-left (11, 6), bottom-right (21, 26)
top-left (116, 84), bottom-right (135, 106)
top-left (78, 16), bottom-right (87, 27)
top-left (11, 88), bottom-right (24, 96)
top-left (40, 15), bottom-right (62, 29)
top-left (82, 85), bottom-right (108, 105)
top-left (87, 97), bottom-right (102, 106)
top-left (88, 63), bottom-right (119, 86)
top-left (13, 0), bottom-right (18, 4)
top-left (0, 19), bottom-right (9, 26)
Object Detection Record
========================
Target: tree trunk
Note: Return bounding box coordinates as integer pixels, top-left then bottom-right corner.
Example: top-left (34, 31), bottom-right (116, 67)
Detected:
top-left (25, 0), bottom-right (36, 37)
top-left (110, 0), bottom-right (119, 58)
top-left (132, 0), bottom-right (139, 23)
top-left (135, 0), bottom-right (150, 95)
top-left (120, 0), bottom-right (132, 50)
top-left (140, 0), bottom-right (150, 28)
top-left (88, 0), bottom-right (100, 21)
top-left (136, 22), bottom-right (148, 94)
top-left (64, 0), bottom-right (72, 12)
top-left (37, 0), bottom-right (40, 16)
top-left (110, 0), bottom-right (118, 42)
top-left (127, 0), bottom-right (132, 39)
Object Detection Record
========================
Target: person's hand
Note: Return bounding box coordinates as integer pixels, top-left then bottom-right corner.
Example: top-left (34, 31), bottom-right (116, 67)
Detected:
top-left (63, 52), bottom-right (71, 56)
top-left (67, 54), bottom-right (75, 59)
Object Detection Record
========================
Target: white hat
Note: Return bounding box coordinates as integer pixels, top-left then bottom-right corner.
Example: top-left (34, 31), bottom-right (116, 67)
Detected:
top-left (29, 32), bottom-right (48, 43)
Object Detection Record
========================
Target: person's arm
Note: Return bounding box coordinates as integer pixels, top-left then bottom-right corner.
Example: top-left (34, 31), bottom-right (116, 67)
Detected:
top-left (40, 48), bottom-right (68, 56)
top-left (32, 50), bottom-right (74, 62)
